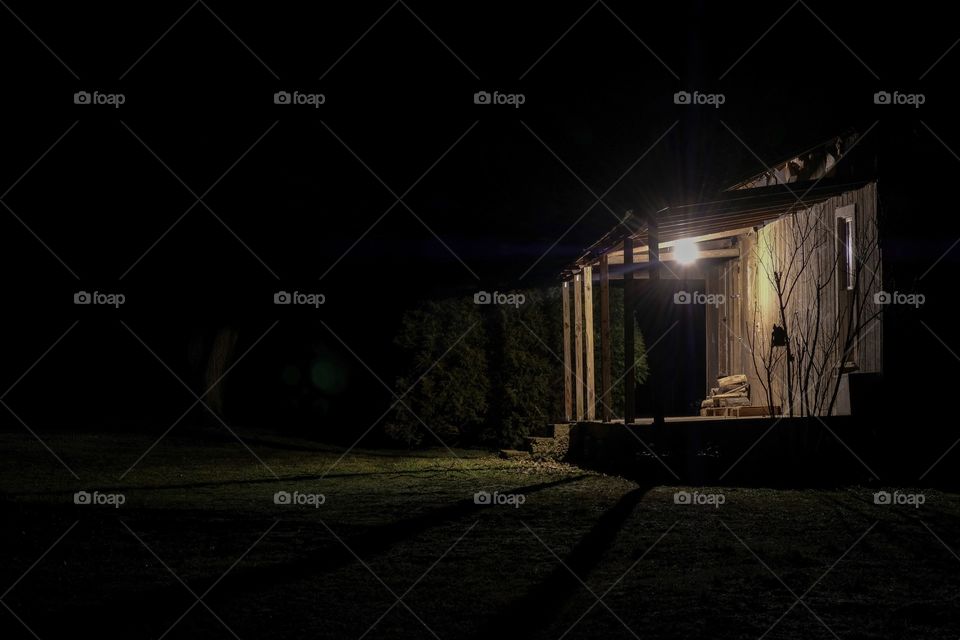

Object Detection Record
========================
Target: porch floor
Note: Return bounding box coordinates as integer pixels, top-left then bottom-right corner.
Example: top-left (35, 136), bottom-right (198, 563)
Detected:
top-left (600, 415), bottom-right (775, 425)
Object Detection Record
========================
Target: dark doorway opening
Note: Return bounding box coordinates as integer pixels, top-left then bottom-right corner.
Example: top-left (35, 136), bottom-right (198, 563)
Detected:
top-left (633, 278), bottom-right (707, 418)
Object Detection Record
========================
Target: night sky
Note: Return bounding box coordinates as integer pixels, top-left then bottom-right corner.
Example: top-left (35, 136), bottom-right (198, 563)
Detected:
top-left (1, 1), bottom-right (958, 432)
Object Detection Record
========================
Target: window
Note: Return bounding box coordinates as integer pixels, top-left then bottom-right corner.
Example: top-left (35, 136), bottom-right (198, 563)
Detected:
top-left (835, 205), bottom-right (856, 290)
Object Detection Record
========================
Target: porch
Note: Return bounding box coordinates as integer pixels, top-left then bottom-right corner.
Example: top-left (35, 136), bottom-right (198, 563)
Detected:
top-left (559, 178), bottom-right (880, 424)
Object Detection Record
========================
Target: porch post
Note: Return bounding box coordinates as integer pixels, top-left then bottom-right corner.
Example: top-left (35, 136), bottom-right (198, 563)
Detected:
top-left (648, 215), bottom-right (660, 281)
top-left (647, 214), bottom-right (664, 425)
top-left (599, 255), bottom-right (612, 421)
top-left (561, 280), bottom-right (572, 422)
top-left (573, 272), bottom-right (584, 420)
top-left (623, 238), bottom-right (635, 424)
top-left (582, 265), bottom-right (596, 421)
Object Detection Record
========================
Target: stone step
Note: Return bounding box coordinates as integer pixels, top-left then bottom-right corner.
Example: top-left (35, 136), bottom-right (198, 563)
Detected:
top-left (525, 436), bottom-right (559, 457)
top-left (545, 423), bottom-right (571, 438)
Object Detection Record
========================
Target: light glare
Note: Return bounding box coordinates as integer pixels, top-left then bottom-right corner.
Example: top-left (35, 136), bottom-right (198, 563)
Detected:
top-left (674, 238), bottom-right (699, 265)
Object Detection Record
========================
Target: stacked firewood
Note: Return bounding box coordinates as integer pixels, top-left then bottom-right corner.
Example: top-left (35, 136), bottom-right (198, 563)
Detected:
top-left (700, 374), bottom-right (750, 411)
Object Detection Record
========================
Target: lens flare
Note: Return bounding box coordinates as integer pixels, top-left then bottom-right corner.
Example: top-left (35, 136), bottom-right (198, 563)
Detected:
top-left (673, 238), bottom-right (699, 265)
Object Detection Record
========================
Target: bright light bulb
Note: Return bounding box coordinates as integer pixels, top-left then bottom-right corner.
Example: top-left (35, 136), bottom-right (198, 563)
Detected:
top-left (673, 238), bottom-right (699, 265)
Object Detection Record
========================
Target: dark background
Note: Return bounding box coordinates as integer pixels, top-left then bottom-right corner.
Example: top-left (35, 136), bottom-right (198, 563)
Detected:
top-left (1, 1), bottom-right (957, 438)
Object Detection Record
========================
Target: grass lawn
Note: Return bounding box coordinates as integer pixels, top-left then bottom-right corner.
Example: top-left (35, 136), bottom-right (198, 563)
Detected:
top-left (1, 429), bottom-right (958, 639)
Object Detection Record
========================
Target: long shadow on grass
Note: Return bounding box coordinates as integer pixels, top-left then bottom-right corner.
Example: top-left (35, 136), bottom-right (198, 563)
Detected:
top-left (473, 485), bottom-right (651, 640)
top-left (39, 474), bottom-right (590, 638)
top-left (193, 430), bottom-right (489, 459)
top-left (10, 467), bottom-right (511, 497)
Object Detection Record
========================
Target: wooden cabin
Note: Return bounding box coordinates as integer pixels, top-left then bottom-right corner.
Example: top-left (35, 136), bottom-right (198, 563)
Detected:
top-left (561, 133), bottom-right (883, 422)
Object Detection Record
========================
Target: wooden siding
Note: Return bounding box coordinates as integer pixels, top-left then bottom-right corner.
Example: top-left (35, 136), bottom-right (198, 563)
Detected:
top-left (707, 182), bottom-right (881, 416)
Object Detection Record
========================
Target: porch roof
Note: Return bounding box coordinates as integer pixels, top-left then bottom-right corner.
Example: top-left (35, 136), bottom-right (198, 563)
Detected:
top-left (563, 178), bottom-right (872, 278)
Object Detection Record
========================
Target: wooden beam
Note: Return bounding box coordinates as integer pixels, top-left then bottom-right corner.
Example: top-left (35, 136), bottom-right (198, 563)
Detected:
top-left (608, 227), bottom-right (756, 256)
top-left (623, 237), bottom-right (635, 424)
top-left (605, 247), bottom-right (740, 265)
top-left (599, 255), bottom-right (612, 422)
top-left (573, 273), bottom-right (584, 421)
top-left (561, 281), bottom-right (572, 422)
top-left (582, 265), bottom-right (595, 421)
top-left (653, 228), bottom-right (755, 247)
top-left (602, 265), bottom-right (710, 280)
top-left (602, 228), bottom-right (753, 263)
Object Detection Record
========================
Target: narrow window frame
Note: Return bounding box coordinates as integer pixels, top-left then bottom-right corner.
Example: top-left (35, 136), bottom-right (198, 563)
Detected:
top-left (835, 205), bottom-right (856, 290)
